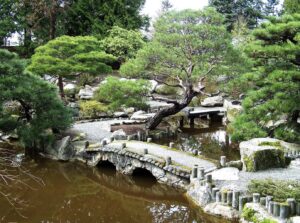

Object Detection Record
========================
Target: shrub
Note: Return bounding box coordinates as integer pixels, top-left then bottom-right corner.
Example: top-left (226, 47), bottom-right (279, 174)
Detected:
top-left (248, 179), bottom-right (300, 203)
top-left (94, 76), bottom-right (150, 111)
top-left (79, 100), bottom-right (108, 118)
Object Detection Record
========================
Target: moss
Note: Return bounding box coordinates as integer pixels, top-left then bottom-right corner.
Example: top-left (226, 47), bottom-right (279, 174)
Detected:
top-left (244, 154), bottom-right (255, 172)
top-left (258, 141), bottom-right (283, 150)
top-left (260, 219), bottom-right (277, 223)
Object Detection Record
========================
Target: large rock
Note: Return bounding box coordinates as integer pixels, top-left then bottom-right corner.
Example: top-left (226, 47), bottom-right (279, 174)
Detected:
top-left (111, 129), bottom-right (127, 140)
top-left (201, 96), bottom-right (223, 107)
top-left (240, 138), bottom-right (288, 172)
top-left (45, 136), bottom-right (75, 161)
top-left (186, 181), bottom-right (212, 208)
top-left (130, 110), bottom-right (155, 121)
top-left (78, 85), bottom-right (98, 100)
top-left (204, 203), bottom-right (239, 220)
top-left (223, 99), bottom-right (243, 123)
top-left (210, 167), bottom-right (239, 181)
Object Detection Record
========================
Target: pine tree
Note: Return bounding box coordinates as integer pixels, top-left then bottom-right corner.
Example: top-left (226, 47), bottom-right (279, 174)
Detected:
top-left (230, 13), bottom-right (300, 143)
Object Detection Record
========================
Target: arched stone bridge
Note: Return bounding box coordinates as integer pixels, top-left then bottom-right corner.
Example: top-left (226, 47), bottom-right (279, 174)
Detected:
top-left (85, 140), bottom-right (217, 189)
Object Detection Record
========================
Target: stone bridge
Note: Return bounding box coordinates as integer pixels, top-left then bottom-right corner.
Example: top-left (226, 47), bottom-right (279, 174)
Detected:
top-left (85, 140), bottom-right (217, 189)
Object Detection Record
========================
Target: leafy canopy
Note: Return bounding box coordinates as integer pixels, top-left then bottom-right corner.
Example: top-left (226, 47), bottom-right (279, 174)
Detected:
top-left (28, 35), bottom-right (116, 79)
top-left (0, 49), bottom-right (73, 149)
top-left (102, 26), bottom-right (145, 60)
top-left (94, 76), bottom-right (150, 111)
top-left (230, 13), bottom-right (300, 143)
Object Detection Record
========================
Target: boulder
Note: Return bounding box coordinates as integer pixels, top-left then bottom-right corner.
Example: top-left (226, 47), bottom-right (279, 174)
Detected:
top-left (240, 138), bottom-right (287, 172)
top-left (223, 99), bottom-right (243, 123)
top-left (130, 110), bottom-right (155, 121)
top-left (111, 129), bottom-right (127, 140)
top-left (64, 83), bottom-right (76, 91)
top-left (210, 167), bottom-right (239, 181)
top-left (113, 112), bottom-right (128, 118)
top-left (201, 96), bottom-right (223, 107)
top-left (123, 107), bottom-right (135, 114)
top-left (45, 136), bottom-right (75, 161)
top-left (149, 80), bottom-right (158, 92)
top-left (78, 85), bottom-right (96, 100)
top-left (204, 203), bottom-right (239, 220)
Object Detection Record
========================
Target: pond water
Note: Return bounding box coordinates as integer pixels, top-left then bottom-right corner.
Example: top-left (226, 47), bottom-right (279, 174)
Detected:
top-left (155, 122), bottom-right (240, 162)
top-left (0, 157), bottom-right (232, 223)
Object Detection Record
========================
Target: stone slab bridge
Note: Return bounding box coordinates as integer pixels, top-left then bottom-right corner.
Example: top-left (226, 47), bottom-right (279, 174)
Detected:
top-left (85, 140), bottom-right (217, 189)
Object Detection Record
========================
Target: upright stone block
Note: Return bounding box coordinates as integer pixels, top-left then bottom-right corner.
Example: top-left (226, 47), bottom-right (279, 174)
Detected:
top-left (212, 188), bottom-right (220, 201)
top-left (268, 201), bottom-right (274, 215)
top-left (220, 156), bottom-right (226, 167)
top-left (169, 142), bottom-right (175, 148)
top-left (239, 196), bottom-right (248, 212)
top-left (296, 202), bottom-right (300, 216)
top-left (144, 148), bottom-right (148, 155)
top-left (147, 138), bottom-right (152, 143)
top-left (273, 202), bottom-right (280, 217)
top-left (260, 197), bottom-right (266, 206)
top-left (253, 193), bottom-right (260, 203)
top-left (206, 174), bottom-right (212, 184)
top-left (232, 191), bottom-right (240, 210)
top-left (198, 167), bottom-right (205, 180)
top-left (221, 191), bottom-right (227, 204)
top-left (192, 165), bottom-right (198, 179)
top-left (227, 191), bottom-right (233, 206)
top-left (287, 198), bottom-right (296, 216)
top-left (216, 191), bottom-right (221, 203)
top-left (121, 142), bottom-right (126, 149)
top-left (166, 157), bottom-right (172, 166)
top-left (137, 131), bottom-right (142, 141)
top-left (280, 203), bottom-right (290, 219)
top-left (266, 196), bottom-right (273, 209)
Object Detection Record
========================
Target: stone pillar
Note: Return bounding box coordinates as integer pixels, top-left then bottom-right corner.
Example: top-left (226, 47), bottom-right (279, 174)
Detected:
top-left (221, 191), bottom-right (227, 204)
top-left (253, 193), bottom-right (260, 203)
top-left (198, 167), bottom-right (205, 180)
top-left (220, 156), bottom-right (226, 167)
top-left (166, 157), bottom-right (172, 166)
top-left (287, 198), bottom-right (296, 216)
top-left (169, 142), bottom-right (175, 148)
top-left (137, 131), bottom-right (142, 141)
top-left (101, 139), bottom-right (107, 146)
top-left (190, 117), bottom-right (195, 128)
top-left (216, 191), bottom-right (221, 203)
top-left (110, 137), bottom-right (114, 142)
top-left (260, 197), bottom-right (266, 206)
top-left (273, 202), bottom-right (280, 217)
top-left (268, 201), bottom-right (274, 215)
top-left (192, 165), bottom-right (198, 179)
top-left (212, 188), bottom-right (220, 201)
top-left (147, 138), bottom-right (152, 143)
top-left (232, 191), bottom-right (240, 210)
top-left (206, 174), bottom-right (212, 184)
top-left (239, 196), bottom-right (248, 212)
top-left (296, 202), bottom-right (300, 216)
top-left (280, 203), bottom-right (290, 219)
top-left (266, 196), bottom-right (273, 209)
top-left (227, 191), bottom-right (233, 206)
top-left (144, 148), bottom-right (148, 155)
top-left (127, 135), bottom-right (131, 141)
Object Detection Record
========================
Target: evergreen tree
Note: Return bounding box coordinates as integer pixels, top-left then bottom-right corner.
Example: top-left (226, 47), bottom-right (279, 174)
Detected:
top-left (0, 0), bottom-right (18, 46)
top-left (121, 8), bottom-right (234, 129)
top-left (27, 35), bottom-right (116, 98)
top-left (0, 49), bottom-right (73, 150)
top-left (284, 0), bottom-right (300, 14)
top-left (161, 0), bottom-right (173, 13)
top-left (230, 14), bottom-right (300, 143)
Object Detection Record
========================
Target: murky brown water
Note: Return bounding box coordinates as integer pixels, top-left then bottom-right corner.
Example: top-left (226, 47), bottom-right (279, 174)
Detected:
top-left (0, 157), bottom-right (232, 223)
top-left (155, 122), bottom-right (240, 162)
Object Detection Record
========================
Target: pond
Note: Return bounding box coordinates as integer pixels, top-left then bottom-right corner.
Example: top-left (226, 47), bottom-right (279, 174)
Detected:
top-left (154, 122), bottom-right (240, 162)
top-left (0, 156), bottom-right (232, 223)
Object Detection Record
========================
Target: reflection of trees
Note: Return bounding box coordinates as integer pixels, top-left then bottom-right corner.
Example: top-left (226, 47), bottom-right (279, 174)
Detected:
top-left (148, 203), bottom-right (191, 223)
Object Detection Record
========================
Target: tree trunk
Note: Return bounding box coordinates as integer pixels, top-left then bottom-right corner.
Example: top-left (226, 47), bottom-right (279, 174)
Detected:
top-left (58, 76), bottom-right (65, 99)
top-left (146, 90), bottom-right (197, 130)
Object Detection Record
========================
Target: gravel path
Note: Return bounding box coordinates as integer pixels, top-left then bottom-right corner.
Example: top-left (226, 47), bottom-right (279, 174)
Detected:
top-left (111, 141), bottom-right (217, 171)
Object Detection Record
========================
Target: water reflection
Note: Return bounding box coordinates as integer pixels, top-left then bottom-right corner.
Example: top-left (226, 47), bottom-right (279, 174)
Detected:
top-left (0, 157), bottom-right (229, 223)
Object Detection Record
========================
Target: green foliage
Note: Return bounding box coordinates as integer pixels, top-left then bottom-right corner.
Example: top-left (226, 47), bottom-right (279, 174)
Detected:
top-left (0, 0), bottom-right (18, 45)
top-left (79, 100), bottom-right (108, 118)
top-left (248, 179), bottom-right (300, 202)
top-left (27, 36), bottom-right (116, 96)
top-left (155, 85), bottom-right (179, 96)
top-left (284, 0), bottom-right (300, 14)
top-left (102, 26), bottom-right (145, 60)
top-left (0, 49), bottom-right (73, 149)
top-left (230, 14), bottom-right (300, 143)
top-left (64, 0), bottom-right (149, 37)
top-left (94, 76), bottom-right (150, 111)
top-left (242, 207), bottom-right (258, 222)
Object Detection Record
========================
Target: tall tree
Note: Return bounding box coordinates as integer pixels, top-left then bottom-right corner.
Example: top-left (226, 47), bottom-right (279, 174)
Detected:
top-left (264, 0), bottom-right (280, 16)
top-left (120, 8), bottom-right (233, 130)
top-left (0, 0), bottom-right (18, 46)
top-left (284, 0), bottom-right (300, 14)
top-left (0, 49), bottom-right (73, 150)
top-left (64, 0), bottom-right (149, 37)
top-left (230, 14), bottom-right (300, 143)
top-left (161, 0), bottom-right (173, 13)
top-left (27, 35), bottom-right (116, 98)
top-left (209, 0), bottom-right (264, 31)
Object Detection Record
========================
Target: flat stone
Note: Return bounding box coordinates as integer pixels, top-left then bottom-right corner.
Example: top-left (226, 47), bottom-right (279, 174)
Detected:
top-left (211, 167), bottom-right (239, 181)
top-left (203, 203), bottom-right (239, 220)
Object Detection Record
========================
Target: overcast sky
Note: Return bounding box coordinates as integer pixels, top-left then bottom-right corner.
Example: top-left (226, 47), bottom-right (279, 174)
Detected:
top-left (142, 0), bottom-right (209, 20)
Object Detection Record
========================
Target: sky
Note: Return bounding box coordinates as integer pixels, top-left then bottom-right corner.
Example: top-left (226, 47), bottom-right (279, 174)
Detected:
top-left (142, 0), bottom-right (209, 20)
